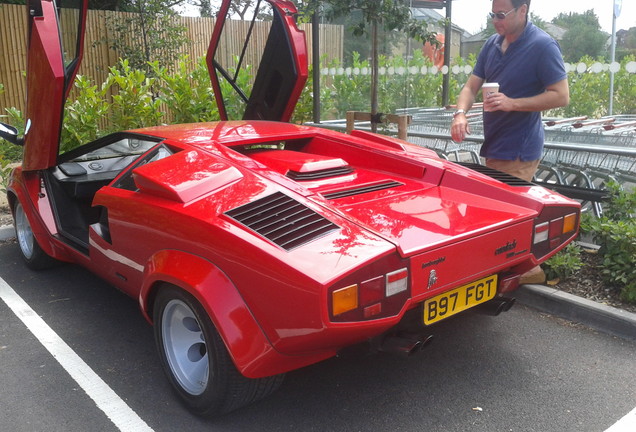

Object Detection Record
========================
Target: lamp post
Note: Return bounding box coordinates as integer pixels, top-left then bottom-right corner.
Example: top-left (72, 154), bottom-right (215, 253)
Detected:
top-left (609, 0), bottom-right (621, 116)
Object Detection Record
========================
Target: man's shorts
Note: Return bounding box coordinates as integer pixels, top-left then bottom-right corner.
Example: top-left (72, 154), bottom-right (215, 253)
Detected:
top-left (485, 158), bottom-right (540, 182)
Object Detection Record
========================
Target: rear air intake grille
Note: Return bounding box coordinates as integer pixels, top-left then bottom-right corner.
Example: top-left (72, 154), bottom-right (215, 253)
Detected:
top-left (286, 166), bottom-right (354, 181)
top-left (225, 192), bottom-right (339, 250)
top-left (458, 162), bottom-right (535, 186)
top-left (323, 181), bottom-right (404, 200)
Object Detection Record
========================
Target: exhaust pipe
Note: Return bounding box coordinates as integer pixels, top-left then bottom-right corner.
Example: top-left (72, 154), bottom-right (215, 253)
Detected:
top-left (473, 297), bottom-right (516, 316)
top-left (378, 333), bottom-right (434, 357)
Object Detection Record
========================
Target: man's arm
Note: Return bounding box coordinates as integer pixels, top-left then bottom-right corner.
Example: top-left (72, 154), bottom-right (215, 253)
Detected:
top-left (486, 78), bottom-right (569, 113)
top-left (450, 74), bottom-right (484, 143)
top-left (455, 74), bottom-right (484, 112)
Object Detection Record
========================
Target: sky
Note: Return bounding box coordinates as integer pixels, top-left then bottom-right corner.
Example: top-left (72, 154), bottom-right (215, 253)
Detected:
top-left (450, 0), bottom-right (636, 35)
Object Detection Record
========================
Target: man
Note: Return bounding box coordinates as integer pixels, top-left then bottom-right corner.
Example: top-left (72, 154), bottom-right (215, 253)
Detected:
top-left (450, 0), bottom-right (569, 183)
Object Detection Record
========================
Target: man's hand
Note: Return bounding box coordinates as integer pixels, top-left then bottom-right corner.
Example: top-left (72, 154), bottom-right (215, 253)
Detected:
top-left (450, 74), bottom-right (483, 142)
top-left (451, 113), bottom-right (470, 143)
top-left (483, 91), bottom-right (511, 112)
top-left (484, 79), bottom-right (569, 113)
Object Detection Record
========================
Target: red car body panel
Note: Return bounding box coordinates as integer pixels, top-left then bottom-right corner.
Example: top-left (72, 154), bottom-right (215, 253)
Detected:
top-left (23, 1), bottom-right (66, 171)
top-left (22, 0), bottom-right (86, 170)
top-left (207, 0), bottom-right (308, 122)
top-left (4, 0), bottom-right (581, 383)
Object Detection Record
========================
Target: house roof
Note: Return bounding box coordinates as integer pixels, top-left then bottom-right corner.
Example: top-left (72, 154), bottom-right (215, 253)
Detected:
top-left (543, 22), bottom-right (567, 40)
top-left (411, 7), bottom-right (464, 33)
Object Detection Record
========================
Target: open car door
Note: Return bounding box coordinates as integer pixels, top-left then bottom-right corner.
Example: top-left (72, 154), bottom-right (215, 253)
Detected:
top-left (207, 0), bottom-right (308, 122)
top-left (22, 0), bottom-right (87, 171)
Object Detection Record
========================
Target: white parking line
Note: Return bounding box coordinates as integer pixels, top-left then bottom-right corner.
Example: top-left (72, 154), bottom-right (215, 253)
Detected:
top-left (0, 276), bottom-right (154, 432)
top-left (605, 407), bottom-right (636, 432)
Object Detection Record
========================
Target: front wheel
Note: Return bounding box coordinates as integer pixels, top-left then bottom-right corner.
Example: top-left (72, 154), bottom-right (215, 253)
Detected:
top-left (13, 201), bottom-right (57, 270)
top-left (153, 287), bottom-right (284, 416)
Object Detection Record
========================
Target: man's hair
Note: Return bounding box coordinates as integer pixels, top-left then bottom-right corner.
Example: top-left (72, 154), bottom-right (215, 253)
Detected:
top-left (511, 0), bottom-right (530, 9)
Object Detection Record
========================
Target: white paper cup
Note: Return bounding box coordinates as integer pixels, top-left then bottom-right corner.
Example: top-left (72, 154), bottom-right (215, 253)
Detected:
top-left (482, 82), bottom-right (499, 111)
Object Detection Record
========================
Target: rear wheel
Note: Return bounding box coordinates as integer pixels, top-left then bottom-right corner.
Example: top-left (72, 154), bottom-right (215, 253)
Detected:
top-left (14, 201), bottom-right (57, 270)
top-left (153, 287), bottom-right (284, 416)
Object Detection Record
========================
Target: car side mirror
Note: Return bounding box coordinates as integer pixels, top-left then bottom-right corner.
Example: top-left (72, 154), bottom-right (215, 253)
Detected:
top-left (0, 122), bottom-right (18, 140)
top-left (0, 120), bottom-right (31, 146)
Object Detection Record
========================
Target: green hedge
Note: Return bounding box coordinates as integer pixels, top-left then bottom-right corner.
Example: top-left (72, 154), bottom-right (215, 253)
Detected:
top-left (2, 53), bottom-right (636, 163)
top-left (580, 183), bottom-right (636, 304)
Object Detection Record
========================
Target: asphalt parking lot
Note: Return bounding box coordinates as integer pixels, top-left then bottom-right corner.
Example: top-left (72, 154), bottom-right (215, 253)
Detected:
top-left (1, 229), bottom-right (636, 431)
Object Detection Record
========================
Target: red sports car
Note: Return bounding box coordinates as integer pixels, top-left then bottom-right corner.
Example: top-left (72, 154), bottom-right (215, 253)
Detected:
top-left (1, 0), bottom-right (580, 416)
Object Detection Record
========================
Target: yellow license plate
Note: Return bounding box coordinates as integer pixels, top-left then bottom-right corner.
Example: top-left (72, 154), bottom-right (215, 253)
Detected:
top-left (423, 275), bottom-right (498, 325)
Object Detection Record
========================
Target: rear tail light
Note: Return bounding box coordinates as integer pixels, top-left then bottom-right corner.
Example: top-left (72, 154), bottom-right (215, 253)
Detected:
top-left (386, 269), bottom-right (409, 296)
top-left (532, 207), bottom-right (579, 260)
top-left (332, 285), bottom-right (358, 316)
top-left (331, 267), bottom-right (409, 322)
top-left (563, 212), bottom-right (578, 233)
top-left (533, 222), bottom-right (549, 244)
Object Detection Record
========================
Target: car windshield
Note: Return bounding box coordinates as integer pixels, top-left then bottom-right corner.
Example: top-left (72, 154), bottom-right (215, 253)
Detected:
top-left (70, 137), bottom-right (159, 162)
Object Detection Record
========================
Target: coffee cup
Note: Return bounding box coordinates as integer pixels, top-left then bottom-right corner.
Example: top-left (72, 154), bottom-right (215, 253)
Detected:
top-left (482, 82), bottom-right (499, 111)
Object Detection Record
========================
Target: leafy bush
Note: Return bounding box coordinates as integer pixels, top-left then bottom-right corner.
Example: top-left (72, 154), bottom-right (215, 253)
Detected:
top-left (0, 107), bottom-right (25, 163)
top-left (106, 60), bottom-right (163, 132)
top-left (2, 52), bottom-right (636, 155)
top-left (600, 181), bottom-right (636, 221)
top-left (59, 60), bottom-right (163, 153)
top-left (581, 182), bottom-right (636, 303)
top-left (320, 50), bottom-right (472, 119)
top-left (0, 83), bottom-right (17, 185)
top-left (0, 155), bottom-right (12, 195)
top-left (151, 57), bottom-right (219, 124)
top-left (61, 75), bottom-right (111, 152)
top-left (549, 55), bottom-right (636, 117)
top-left (544, 243), bottom-right (583, 281)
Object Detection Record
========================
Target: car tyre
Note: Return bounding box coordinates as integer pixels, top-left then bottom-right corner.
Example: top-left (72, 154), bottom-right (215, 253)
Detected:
top-left (13, 201), bottom-right (58, 270)
top-left (153, 286), bottom-right (284, 416)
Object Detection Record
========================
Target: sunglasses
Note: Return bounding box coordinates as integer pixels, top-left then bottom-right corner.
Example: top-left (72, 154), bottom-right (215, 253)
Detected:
top-left (489, 8), bottom-right (517, 20)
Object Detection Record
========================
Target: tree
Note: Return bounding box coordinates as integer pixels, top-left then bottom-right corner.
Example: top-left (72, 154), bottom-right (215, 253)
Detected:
top-left (326, 10), bottom-right (407, 61)
top-left (303, 0), bottom-right (436, 131)
top-left (106, 0), bottom-right (188, 73)
top-left (0, 0), bottom-right (144, 11)
top-left (616, 27), bottom-right (636, 60)
top-left (552, 10), bottom-right (606, 62)
top-left (192, 0), bottom-right (273, 19)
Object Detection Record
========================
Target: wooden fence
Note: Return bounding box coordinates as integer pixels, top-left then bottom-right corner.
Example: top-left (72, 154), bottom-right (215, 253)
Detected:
top-left (0, 4), bottom-right (343, 114)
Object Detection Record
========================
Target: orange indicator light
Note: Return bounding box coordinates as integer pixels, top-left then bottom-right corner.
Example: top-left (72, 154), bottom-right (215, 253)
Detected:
top-left (563, 213), bottom-right (577, 234)
top-left (332, 284), bottom-right (358, 316)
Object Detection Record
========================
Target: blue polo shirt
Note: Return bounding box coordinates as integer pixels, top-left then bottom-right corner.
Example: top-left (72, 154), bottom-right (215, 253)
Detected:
top-left (473, 22), bottom-right (567, 161)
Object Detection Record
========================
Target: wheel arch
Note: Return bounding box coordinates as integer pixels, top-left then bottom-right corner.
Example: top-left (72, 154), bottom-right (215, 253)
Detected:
top-left (140, 249), bottom-right (278, 378)
top-left (6, 176), bottom-right (71, 262)
top-left (6, 189), bottom-right (17, 215)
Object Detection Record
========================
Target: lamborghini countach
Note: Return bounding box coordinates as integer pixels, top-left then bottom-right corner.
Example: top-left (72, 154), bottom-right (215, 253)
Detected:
top-left (0, 0), bottom-right (580, 416)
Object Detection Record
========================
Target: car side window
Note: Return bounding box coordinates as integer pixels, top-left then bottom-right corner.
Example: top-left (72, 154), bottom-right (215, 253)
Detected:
top-left (112, 144), bottom-right (175, 191)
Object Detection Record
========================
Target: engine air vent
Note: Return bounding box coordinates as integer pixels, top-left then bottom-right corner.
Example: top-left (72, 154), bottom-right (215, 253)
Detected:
top-left (225, 192), bottom-right (339, 250)
top-left (458, 162), bottom-right (535, 186)
top-left (323, 181), bottom-right (404, 200)
top-left (286, 166), bottom-right (354, 181)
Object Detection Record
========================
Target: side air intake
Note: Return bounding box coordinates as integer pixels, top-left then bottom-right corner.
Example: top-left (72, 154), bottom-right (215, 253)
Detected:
top-left (286, 166), bottom-right (354, 181)
top-left (323, 181), bottom-right (403, 200)
top-left (458, 162), bottom-right (535, 186)
top-left (225, 192), bottom-right (339, 250)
